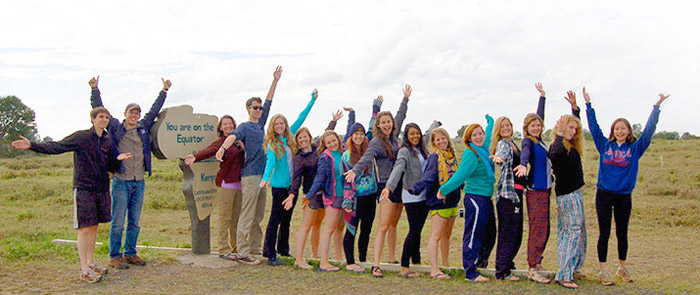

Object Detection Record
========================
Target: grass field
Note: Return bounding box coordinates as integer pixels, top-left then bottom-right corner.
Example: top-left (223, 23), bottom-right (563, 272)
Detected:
top-left (1, 139), bottom-right (699, 294)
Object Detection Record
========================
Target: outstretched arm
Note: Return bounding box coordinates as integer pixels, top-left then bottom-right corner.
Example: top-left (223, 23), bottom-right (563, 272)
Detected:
top-left (142, 78), bottom-right (171, 130)
top-left (634, 93), bottom-right (669, 157)
top-left (367, 96), bottom-right (383, 139)
top-left (564, 90), bottom-right (580, 118)
top-left (289, 89), bottom-right (318, 134)
top-left (265, 66), bottom-right (283, 102)
top-left (583, 87), bottom-right (608, 153)
top-left (394, 84), bottom-right (411, 134)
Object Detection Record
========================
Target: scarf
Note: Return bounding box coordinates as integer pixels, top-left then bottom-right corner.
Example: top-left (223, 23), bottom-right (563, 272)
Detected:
top-left (437, 149), bottom-right (459, 186)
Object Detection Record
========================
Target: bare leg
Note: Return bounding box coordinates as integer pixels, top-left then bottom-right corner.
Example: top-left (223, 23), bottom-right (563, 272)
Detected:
top-left (334, 219), bottom-right (345, 261)
top-left (440, 217), bottom-right (456, 267)
top-left (319, 208), bottom-right (342, 271)
top-left (77, 225), bottom-right (98, 271)
top-left (429, 215), bottom-right (448, 276)
top-left (386, 202), bottom-right (403, 262)
top-left (373, 201), bottom-right (393, 267)
top-left (311, 208), bottom-right (324, 259)
top-left (294, 206), bottom-right (315, 267)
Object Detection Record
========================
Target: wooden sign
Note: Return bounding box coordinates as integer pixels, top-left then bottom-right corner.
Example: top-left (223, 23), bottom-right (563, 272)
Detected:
top-left (151, 105), bottom-right (219, 254)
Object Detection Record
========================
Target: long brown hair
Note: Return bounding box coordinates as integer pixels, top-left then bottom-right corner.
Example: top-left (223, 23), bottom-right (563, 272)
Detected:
top-left (295, 127), bottom-right (313, 150)
top-left (318, 130), bottom-right (342, 155)
top-left (522, 113), bottom-right (544, 144)
top-left (216, 115), bottom-right (237, 138)
top-left (372, 111), bottom-right (397, 160)
top-left (264, 114), bottom-right (297, 160)
top-left (346, 133), bottom-right (369, 165)
top-left (550, 114), bottom-right (584, 157)
top-left (490, 116), bottom-right (512, 154)
top-left (462, 124), bottom-right (483, 161)
top-left (608, 118), bottom-right (637, 144)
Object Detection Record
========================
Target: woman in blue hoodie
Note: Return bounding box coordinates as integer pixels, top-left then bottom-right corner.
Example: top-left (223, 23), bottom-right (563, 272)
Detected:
top-left (306, 130), bottom-right (353, 272)
top-left (259, 89), bottom-right (317, 265)
top-left (584, 88), bottom-right (670, 285)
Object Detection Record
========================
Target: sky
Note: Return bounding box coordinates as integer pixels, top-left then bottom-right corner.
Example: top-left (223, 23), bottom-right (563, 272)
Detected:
top-left (1, 0), bottom-right (698, 141)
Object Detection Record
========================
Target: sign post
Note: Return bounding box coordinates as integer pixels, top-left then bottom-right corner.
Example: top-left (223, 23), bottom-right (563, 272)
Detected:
top-left (151, 105), bottom-right (219, 254)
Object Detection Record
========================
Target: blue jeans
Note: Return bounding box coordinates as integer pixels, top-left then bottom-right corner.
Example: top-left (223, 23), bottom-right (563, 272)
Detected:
top-left (109, 176), bottom-right (145, 258)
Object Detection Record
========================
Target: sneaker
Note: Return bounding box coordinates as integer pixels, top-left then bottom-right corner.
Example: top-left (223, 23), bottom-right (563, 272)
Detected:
top-left (237, 256), bottom-right (261, 265)
top-left (267, 256), bottom-right (284, 266)
top-left (110, 257), bottom-right (129, 269)
top-left (88, 261), bottom-right (108, 275)
top-left (125, 255), bottom-right (147, 266)
top-left (599, 269), bottom-right (615, 286)
top-left (79, 269), bottom-right (102, 283)
top-left (617, 266), bottom-right (634, 282)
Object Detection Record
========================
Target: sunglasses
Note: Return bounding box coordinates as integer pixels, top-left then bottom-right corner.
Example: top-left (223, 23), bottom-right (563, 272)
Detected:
top-left (249, 106), bottom-right (263, 111)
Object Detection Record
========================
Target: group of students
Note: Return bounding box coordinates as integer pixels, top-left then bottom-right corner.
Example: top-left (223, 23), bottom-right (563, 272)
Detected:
top-left (11, 66), bottom-right (669, 289)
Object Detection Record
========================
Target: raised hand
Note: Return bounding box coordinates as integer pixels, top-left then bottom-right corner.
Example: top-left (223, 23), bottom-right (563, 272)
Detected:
top-left (117, 153), bottom-right (133, 161)
top-left (582, 87), bottom-right (591, 103)
top-left (184, 154), bottom-right (196, 165)
top-left (162, 78), bottom-right (172, 91)
top-left (89, 76), bottom-right (100, 89)
top-left (513, 165), bottom-right (527, 177)
top-left (10, 135), bottom-right (31, 150)
top-left (656, 93), bottom-right (670, 106)
top-left (312, 88), bottom-right (318, 99)
top-left (402, 84), bottom-right (413, 100)
top-left (555, 115), bottom-right (568, 136)
top-left (282, 194), bottom-right (295, 210)
top-left (535, 82), bottom-right (546, 97)
top-left (331, 110), bottom-right (343, 121)
top-left (343, 106), bottom-right (354, 112)
top-left (565, 90), bottom-right (577, 108)
top-left (376, 95), bottom-right (384, 102)
top-left (273, 65), bottom-right (283, 81)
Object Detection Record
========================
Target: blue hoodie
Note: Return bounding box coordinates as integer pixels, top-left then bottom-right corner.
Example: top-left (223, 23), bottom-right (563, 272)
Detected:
top-left (586, 103), bottom-right (660, 194)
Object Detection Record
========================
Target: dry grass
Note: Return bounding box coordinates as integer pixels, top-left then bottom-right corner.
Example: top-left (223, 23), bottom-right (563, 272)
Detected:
top-left (1, 139), bottom-right (699, 294)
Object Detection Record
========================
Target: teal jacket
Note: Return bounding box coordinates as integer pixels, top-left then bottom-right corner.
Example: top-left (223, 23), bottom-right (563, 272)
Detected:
top-left (439, 115), bottom-right (495, 197)
top-left (262, 94), bottom-right (316, 188)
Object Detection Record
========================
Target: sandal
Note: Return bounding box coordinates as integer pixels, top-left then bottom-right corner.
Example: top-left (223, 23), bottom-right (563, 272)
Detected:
top-left (528, 269), bottom-right (551, 284)
top-left (294, 261), bottom-right (313, 270)
top-left (557, 280), bottom-right (579, 289)
top-left (466, 275), bottom-right (490, 282)
top-left (399, 271), bottom-right (421, 278)
top-left (430, 273), bottom-right (452, 280)
top-left (318, 265), bottom-right (341, 272)
top-left (505, 274), bottom-right (520, 281)
top-left (371, 266), bottom-right (384, 278)
top-left (346, 265), bottom-right (366, 273)
top-left (218, 253), bottom-right (238, 261)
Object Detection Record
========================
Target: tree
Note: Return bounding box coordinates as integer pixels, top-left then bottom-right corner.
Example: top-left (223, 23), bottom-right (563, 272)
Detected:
top-left (1, 95), bottom-right (39, 157)
top-left (513, 131), bottom-right (522, 140)
top-left (652, 131), bottom-right (679, 140)
top-left (583, 129), bottom-right (593, 140)
top-left (680, 132), bottom-right (698, 140)
top-left (456, 124), bottom-right (468, 140)
top-left (632, 123), bottom-right (642, 138)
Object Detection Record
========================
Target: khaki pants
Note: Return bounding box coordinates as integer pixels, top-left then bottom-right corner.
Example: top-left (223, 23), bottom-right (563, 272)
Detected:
top-left (236, 175), bottom-right (266, 257)
top-left (216, 187), bottom-right (242, 255)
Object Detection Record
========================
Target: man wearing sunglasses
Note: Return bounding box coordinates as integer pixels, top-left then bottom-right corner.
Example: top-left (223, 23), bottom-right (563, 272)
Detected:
top-left (217, 66), bottom-right (283, 265)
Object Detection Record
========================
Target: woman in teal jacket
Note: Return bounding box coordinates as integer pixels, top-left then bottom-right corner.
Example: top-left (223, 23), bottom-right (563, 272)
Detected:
top-left (438, 115), bottom-right (494, 282)
top-left (259, 89), bottom-right (317, 265)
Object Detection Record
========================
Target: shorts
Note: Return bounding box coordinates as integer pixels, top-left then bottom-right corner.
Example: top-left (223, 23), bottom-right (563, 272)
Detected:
top-left (429, 207), bottom-right (459, 219)
top-left (307, 192), bottom-right (324, 210)
top-left (73, 189), bottom-right (111, 229)
top-left (377, 182), bottom-right (403, 203)
top-left (322, 194), bottom-right (344, 210)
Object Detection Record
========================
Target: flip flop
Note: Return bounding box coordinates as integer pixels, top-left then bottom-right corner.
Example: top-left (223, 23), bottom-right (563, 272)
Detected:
top-left (347, 266), bottom-right (366, 274)
top-left (400, 271), bottom-right (421, 278)
top-left (318, 266), bottom-right (341, 272)
top-left (557, 280), bottom-right (579, 289)
top-left (430, 273), bottom-right (452, 280)
top-left (218, 253), bottom-right (238, 261)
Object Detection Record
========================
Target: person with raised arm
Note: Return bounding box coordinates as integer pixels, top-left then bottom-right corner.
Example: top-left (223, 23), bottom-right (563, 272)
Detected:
top-left (584, 88), bottom-right (669, 285)
top-left (304, 131), bottom-right (354, 272)
top-left (89, 75), bottom-right (169, 269)
top-left (216, 66), bottom-right (283, 265)
top-left (383, 121), bottom-right (439, 278)
top-left (258, 89), bottom-right (319, 266)
top-left (183, 115), bottom-right (245, 261)
top-left (547, 91), bottom-right (586, 289)
top-left (340, 99), bottom-right (382, 273)
top-left (489, 116), bottom-right (526, 281)
top-left (12, 107), bottom-right (131, 283)
top-left (344, 85), bottom-right (412, 278)
top-left (438, 115), bottom-right (494, 282)
top-left (286, 110), bottom-right (344, 269)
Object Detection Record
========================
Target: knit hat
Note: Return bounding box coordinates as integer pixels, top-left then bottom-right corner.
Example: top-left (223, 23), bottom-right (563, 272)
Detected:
top-left (348, 123), bottom-right (365, 136)
top-left (125, 103), bottom-right (141, 113)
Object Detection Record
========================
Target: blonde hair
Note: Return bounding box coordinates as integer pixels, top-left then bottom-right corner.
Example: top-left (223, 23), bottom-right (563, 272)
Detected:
top-left (264, 114), bottom-right (297, 160)
top-left (522, 113), bottom-right (544, 144)
top-left (318, 130), bottom-right (342, 155)
top-left (462, 124), bottom-right (483, 161)
top-left (550, 114), bottom-right (584, 157)
top-left (429, 127), bottom-right (455, 155)
top-left (490, 116), bottom-right (512, 154)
